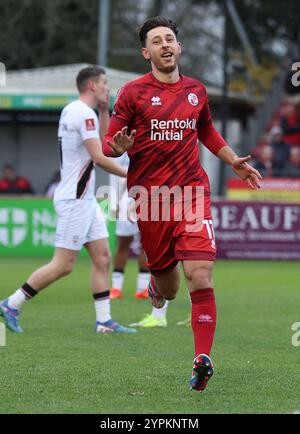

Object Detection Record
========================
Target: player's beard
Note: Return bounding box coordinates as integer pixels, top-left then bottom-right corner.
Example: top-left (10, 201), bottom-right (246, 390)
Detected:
top-left (151, 53), bottom-right (179, 74)
top-left (157, 63), bottom-right (177, 73)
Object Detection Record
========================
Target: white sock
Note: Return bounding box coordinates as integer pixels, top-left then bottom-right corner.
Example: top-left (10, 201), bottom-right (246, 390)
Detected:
top-left (112, 271), bottom-right (124, 291)
top-left (8, 289), bottom-right (27, 310)
top-left (137, 271), bottom-right (150, 293)
top-left (152, 301), bottom-right (169, 319)
top-left (95, 298), bottom-right (111, 323)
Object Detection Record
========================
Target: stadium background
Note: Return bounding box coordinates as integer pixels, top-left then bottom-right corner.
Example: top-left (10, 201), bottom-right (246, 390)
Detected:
top-left (0, 0), bottom-right (299, 415)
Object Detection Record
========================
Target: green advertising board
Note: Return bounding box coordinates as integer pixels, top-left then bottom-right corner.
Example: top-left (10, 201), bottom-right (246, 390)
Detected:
top-left (0, 198), bottom-right (115, 257)
top-left (0, 94), bottom-right (115, 111)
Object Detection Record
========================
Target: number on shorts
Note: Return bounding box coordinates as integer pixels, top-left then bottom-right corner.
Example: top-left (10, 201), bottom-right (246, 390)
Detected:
top-left (203, 219), bottom-right (216, 249)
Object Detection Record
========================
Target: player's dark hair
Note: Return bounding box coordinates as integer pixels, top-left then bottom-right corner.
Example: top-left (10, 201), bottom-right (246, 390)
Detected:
top-left (138, 17), bottom-right (179, 47)
top-left (76, 66), bottom-right (106, 93)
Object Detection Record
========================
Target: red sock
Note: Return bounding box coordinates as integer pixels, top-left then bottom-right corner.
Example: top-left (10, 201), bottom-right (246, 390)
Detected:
top-left (190, 288), bottom-right (217, 357)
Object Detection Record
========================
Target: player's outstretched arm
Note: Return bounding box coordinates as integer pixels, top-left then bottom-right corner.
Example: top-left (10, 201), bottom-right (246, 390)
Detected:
top-left (84, 138), bottom-right (127, 178)
top-left (217, 146), bottom-right (263, 190)
top-left (197, 94), bottom-right (262, 190)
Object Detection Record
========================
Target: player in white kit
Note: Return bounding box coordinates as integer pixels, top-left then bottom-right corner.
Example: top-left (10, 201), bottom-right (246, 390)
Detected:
top-left (0, 66), bottom-right (137, 334)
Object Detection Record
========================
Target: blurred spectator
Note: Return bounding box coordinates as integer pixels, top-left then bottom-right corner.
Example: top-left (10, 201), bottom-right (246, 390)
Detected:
top-left (44, 170), bottom-right (60, 198)
top-left (280, 102), bottom-right (300, 147)
top-left (270, 126), bottom-right (290, 176)
top-left (254, 145), bottom-right (274, 177)
top-left (0, 164), bottom-right (34, 195)
top-left (284, 146), bottom-right (300, 178)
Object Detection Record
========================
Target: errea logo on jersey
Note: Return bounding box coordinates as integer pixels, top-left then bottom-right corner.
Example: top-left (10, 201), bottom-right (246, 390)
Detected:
top-left (151, 96), bottom-right (162, 106)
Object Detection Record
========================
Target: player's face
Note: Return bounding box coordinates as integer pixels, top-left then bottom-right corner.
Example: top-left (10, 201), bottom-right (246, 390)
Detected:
top-left (142, 26), bottom-right (181, 73)
top-left (94, 74), bottom-right (109, 105)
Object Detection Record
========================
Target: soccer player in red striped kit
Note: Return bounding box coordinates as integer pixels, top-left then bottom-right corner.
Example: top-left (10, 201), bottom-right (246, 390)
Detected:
top-left (103, 17), bottom-right (262, 392)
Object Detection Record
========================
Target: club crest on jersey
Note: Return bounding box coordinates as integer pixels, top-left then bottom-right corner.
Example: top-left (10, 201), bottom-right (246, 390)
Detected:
top-left (151, 96), bottom-right (162, 106)
top-left (85, 118), bottom-right (96, 131)
top-left (188, 93), bottom-right (199, 106)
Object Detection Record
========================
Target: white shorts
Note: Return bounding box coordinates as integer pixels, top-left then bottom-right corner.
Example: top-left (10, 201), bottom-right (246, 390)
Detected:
top-left (54, 198), bottom-right (108, 251)
top-left (116, 220), bottom-right (139, 237)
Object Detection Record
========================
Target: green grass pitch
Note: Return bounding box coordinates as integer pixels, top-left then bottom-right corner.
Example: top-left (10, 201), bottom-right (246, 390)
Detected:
top-left (0, 257), bottom-right (300, 414)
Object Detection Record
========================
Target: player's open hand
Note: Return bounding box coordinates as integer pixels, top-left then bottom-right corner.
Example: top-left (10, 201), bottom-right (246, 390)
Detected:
top-left (232, 155), bottom-right (263, 190)
top-left (107, 126), bottom-right (137, 156)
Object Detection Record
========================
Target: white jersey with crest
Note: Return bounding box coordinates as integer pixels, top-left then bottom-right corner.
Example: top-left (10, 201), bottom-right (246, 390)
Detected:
top-left (54, 99), bottom-right (99, 201)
